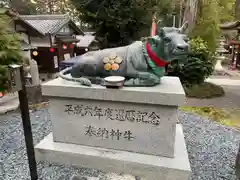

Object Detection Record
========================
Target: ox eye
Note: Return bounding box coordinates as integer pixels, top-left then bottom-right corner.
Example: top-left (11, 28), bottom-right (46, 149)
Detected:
top-left (163, 37), bottom-right (171, 43)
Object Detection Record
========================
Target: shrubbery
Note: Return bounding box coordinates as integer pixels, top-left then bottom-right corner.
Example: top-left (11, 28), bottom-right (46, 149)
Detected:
top-left (0, 15), bottom-right (23, 92)
top-left (167, 37), bottom-right (214, 87)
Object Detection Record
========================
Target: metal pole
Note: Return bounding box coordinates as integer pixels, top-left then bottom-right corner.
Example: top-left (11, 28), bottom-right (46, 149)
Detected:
top-left (18, 66), bottom-right (38, 180)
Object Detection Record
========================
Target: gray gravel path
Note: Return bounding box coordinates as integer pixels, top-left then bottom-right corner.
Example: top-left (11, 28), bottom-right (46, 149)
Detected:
top-left (0, 108), bottom-right (240, 180)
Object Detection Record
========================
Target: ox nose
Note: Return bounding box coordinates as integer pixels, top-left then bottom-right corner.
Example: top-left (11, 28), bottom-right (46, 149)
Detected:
top-left (176, 44), bottom-right (189, 52)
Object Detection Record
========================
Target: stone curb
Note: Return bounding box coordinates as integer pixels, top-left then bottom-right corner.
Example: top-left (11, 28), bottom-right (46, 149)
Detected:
top-left (70, 175), bottom-right (99, 180)
top-left (0, 93), bottom-right (18, 106)
top-left (206, 78), bottom-right (240, 87)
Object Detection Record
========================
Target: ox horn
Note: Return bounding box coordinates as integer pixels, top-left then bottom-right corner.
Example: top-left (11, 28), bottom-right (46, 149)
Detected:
top-left (179, 21), bottom-right (188, 33)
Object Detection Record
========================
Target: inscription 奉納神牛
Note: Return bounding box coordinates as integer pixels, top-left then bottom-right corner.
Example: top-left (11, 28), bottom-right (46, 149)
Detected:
top-left (85, 125), bottom-right (135, 141)
top-left (64, 104), bottom-right (161, 126)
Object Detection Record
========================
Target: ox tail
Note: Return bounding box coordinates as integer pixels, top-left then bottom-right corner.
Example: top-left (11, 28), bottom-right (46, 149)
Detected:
top-left (59, 67), bottom-right (92, 86)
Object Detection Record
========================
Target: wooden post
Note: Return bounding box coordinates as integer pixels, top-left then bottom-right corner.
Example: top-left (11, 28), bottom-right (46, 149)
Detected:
top-left (18, 66), bottom-right (38, 180)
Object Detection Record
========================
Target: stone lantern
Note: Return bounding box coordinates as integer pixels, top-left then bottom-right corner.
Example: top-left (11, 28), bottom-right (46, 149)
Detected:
top-left (214, 38), bottom-right (228, 74)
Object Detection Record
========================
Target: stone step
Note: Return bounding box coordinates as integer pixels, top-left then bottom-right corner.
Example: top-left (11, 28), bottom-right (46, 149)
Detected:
top-left (35, 125), bottom-right (191, 180)
top-left (206, 78), bottom-right (240, 86)
top-left (103, 173), bottom-right (137, 180)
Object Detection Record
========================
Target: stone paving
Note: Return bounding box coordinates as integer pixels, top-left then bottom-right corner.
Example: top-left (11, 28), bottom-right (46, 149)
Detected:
top-left (185, 86), bottom-right (240, 108)
top-left (0, 93), bottom-right (19, 114)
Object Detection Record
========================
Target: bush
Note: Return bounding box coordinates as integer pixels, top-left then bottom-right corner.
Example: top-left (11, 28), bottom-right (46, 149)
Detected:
top-left (167, 37), bottom-right (214, 87)
top-left (183, 82), bottom-right (225, 99)
top-left (0, 15), bottom-right (23, 92)
top-left (71, 0), bottom-right (153, 48)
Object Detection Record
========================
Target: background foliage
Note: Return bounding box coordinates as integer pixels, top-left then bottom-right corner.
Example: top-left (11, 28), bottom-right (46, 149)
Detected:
top-left (70, 0), bottom-right (177, 48)
top-left (0, 0), bottom-right (81, 26)
top-left (0, 15), bottom-right (23, 92)
top-left (0, 0), bottom-right (237, 91)
top-left (190, 0), bottom-right (236, 53)
top-left (166, 0), bottom-right (236, 90)
top-left (167, 37), bottom-right (214, 86)
top-left (71, 0), bottom-right (151, 48)
top-left (190, 0), bottom-right (220, 52)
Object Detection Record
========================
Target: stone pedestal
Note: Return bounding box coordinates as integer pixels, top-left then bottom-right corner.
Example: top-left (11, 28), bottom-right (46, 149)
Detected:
top-left (30, 59), bottom-right (40, 86)
top-left (35, 76), bottom-right (191, 180)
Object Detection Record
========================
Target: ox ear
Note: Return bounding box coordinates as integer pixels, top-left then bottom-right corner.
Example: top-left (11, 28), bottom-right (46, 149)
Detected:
top-left (179, 21), bottom-right (188, 33)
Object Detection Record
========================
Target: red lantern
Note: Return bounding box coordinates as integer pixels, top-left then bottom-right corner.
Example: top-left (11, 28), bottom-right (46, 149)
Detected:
top-left (69, 44), bottom-right (73, 49)
top-left (50, 47), bottom-right (54, 52)
top-left (63, 44), bottom-right (67, 49)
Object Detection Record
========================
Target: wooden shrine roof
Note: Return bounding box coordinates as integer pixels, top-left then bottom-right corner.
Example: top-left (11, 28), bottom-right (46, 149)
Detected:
top-left (19, 14), bottom-right (84, 35)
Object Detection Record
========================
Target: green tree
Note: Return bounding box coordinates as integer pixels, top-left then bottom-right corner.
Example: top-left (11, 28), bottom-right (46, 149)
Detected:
top-left (218, 0), bottom-right (236, 23)
top-left (22, 0), bottom-right (81, 25)
top-left (71, 0), bottom-right (156, 48)
top-left (190, 0), bottom-right (220, 52)
top-left (190, 0), bottom-right (236, 52)
top-left (0, 0), bottom-right (38, 14)
top-left (155, 0), bottom-right (178, 27)
top-left (0, 14), bottom-right (23, 92)
top-left (10, 0), bottom-right (39, 14)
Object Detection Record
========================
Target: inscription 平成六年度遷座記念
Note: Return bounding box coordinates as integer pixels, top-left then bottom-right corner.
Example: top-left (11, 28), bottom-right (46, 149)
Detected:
top-left (64, 104), bottom-right (161, 126)
top-left (85, 125), bottom-right (135, 141)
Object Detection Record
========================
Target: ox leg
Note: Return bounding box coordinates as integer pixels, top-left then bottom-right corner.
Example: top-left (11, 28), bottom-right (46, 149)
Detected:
top-left (124, 72), bottom-right (160, 86)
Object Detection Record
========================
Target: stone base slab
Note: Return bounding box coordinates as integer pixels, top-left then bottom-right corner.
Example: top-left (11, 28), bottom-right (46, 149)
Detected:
top-left (70, 175), bottom-right (99, 180)
top-left (35, 124), bottom-right (191, 180)
top-left (50, 98), bottom-right (178, 158)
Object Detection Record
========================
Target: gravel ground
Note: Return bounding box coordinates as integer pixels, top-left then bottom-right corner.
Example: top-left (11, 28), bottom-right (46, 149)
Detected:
top-left (0, 108), bottom-right (240, 180)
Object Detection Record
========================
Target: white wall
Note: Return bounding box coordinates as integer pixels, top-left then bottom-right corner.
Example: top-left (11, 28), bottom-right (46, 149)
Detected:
top-left (59, 25), bottom-right (70, 33)
top-left (30, 36), bottom-right (51, 47)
